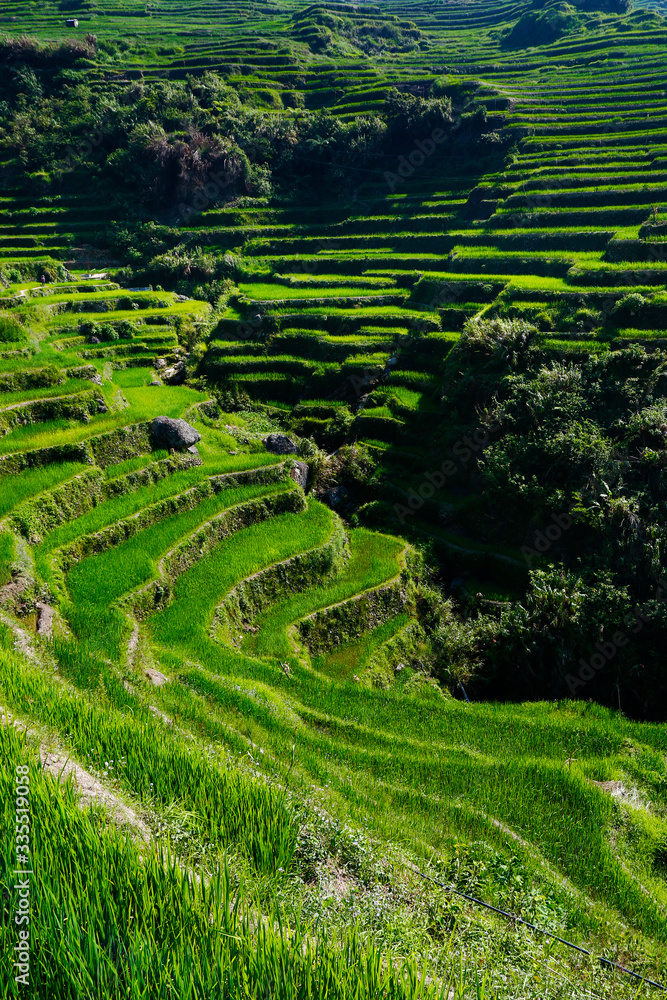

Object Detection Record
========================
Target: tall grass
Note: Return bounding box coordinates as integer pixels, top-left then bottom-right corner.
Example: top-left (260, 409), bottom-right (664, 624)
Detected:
top-left (65, 481), bottom-right (292, 656)
top-left (0, 646), bottom-right (298, 876)
top-left (0, 726), bottom-right (448, 999)
top-left (0, 461), bottom-right (88, 516)
top-left (245, 529), bottom-right (404, 661)
top-left (0, 528), bottom-right (14, 585)
top-left (151, 500), bottom-right (337, 652)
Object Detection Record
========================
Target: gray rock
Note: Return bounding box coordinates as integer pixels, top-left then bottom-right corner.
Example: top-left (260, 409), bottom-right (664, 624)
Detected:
top-left (162, 361), bottom-right (186, 385)
top-left (148, 379), bottom-right (161, 386)
top-left (35, 602), bottom-right (54, 638)
top-left (149, 705), bottom-right (173, 725)
top-left (288, 460), bottom-right (309, 489)
top-left (438, 503), bottom-right (457, 523)
top-left (150, 416), bottom-right (201, 450)
top-left (325, 485), bottom-right (348, 508)
top-left (145, 668), bottom-right (168, 687)
top-left (264, 433), bottom-right (298, 455)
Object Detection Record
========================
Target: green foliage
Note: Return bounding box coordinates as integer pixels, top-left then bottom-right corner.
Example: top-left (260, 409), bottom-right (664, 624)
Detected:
top-left (0, 529), bottom-right (14, 585)
top-left (384, 89), bottom-right (453, 148)
top-left (5, 6), bottom-right (667, 993)
top-left (502, 0), bottom-right (630, 49)
top-left (0, 311), bottom-right (27, 344)
top-left (611, 291), bottom-right (650, 323)
top-left (137, 247), bottom-right (234, 288)
top-left (292, 8), bottom-right (423, 56)
top-left (503, 2), bottom-right (587, 47)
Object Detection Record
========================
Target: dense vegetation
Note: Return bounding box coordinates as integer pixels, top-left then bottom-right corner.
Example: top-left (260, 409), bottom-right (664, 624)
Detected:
top-left (2, 0), bottom-right (667, 996)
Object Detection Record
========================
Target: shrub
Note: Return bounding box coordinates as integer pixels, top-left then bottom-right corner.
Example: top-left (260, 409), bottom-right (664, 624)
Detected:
top-left (99, 324), bottom-right (119, 342)
top-left (502, 3), bottom-right (585, 48)
top-left (283, 90), bottom-right (305, 109)
top-left (215, 387), bottom-right (253, 412)
top-left (611, 292), bottom-right (649, 323)
top-left (141, 247), bottom-right (227, 287)
top-left (431, 75), bottom-right (455, 97)
top-left (254, 89), bottom-right (283, 110)
top-left (79, 320), bottom-right (100, 341)
top-left (117, 321), bottom-right (136, 340)
top-left (384, 89), bottom-right (453, 149)
top-left (0, 312), bottom-right (27, 344)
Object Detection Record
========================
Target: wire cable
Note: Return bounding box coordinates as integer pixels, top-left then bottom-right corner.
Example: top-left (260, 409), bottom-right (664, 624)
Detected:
top-left (407, 864), bottom-right (667, 993)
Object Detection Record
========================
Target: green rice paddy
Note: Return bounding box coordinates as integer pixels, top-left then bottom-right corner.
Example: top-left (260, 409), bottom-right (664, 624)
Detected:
top-left (2, 0), bottom-right (667, 996)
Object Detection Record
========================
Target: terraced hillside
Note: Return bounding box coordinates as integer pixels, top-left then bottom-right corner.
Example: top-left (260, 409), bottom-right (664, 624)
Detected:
top-left (4, 1), bottom-right (667, 998)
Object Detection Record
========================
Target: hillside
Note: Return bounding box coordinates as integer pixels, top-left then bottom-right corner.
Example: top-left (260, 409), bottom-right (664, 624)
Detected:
top-left (2, 1), bottom-right (667, 997)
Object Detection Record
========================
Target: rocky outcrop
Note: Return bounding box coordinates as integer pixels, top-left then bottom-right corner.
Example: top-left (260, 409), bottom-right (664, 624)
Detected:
top-left (264, 433), bottom-right (298, 455)
top-left (35, 602), bottom-right (55, 638)
top-left (324, 485), bottom-right (348, 508)
top-left (161, 360), bottom-right (186, 385)
top-left (145, 668), bottom-right (168, 687)
top-left (150, 416), bottom-right (201, 450)
top-left (288, 460), bottom-right (309, 489)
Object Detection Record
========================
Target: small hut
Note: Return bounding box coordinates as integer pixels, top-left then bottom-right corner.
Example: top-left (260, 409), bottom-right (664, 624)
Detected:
top-left (65, 18), bottom-right (78, 27)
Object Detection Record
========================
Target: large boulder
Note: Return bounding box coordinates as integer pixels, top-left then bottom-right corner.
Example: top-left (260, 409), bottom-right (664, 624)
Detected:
top-left (150, 416), bottom-right (201, 450)
top-left (324, 485), bottom-right (348, 509)
top-left (162, 360), bottom-right (186, 385)
top-left (288, 460), bottom-right (309, 489)
top-left (264, 433), bottom-right (298, 455)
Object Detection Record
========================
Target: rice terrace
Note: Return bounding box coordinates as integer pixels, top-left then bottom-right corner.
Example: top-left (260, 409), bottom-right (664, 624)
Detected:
top-left (6, 0), bottom-right (667, 995)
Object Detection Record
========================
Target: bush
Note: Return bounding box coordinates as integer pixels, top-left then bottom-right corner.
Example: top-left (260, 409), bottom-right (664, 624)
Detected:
top-left (117, 321), bottom-right (136, 340)
top-left (254, 89), bottom-right (283, 110)
top-left (431, 76), bottom-right (456, 98)
top-left (384, 89), bottom-right (452, 149)
top-left (283, 90), bottom-right (305, 109)
top-left (611, 292), bottom-right (649, 323)
top-left (79, 320), bottom-right (100, 341)
top-left (140, 247), bottom-right (230, 287)
top-left (214, 387), bottom-right (253, 412)
top-left (191, 278), bottom-right (235, 308)
top-left (0, 312), bottom-right (27, 344)
top-left (502, 2), bottom-right (585, 48)
top-left (99, 323), bottom-right (119, 342)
